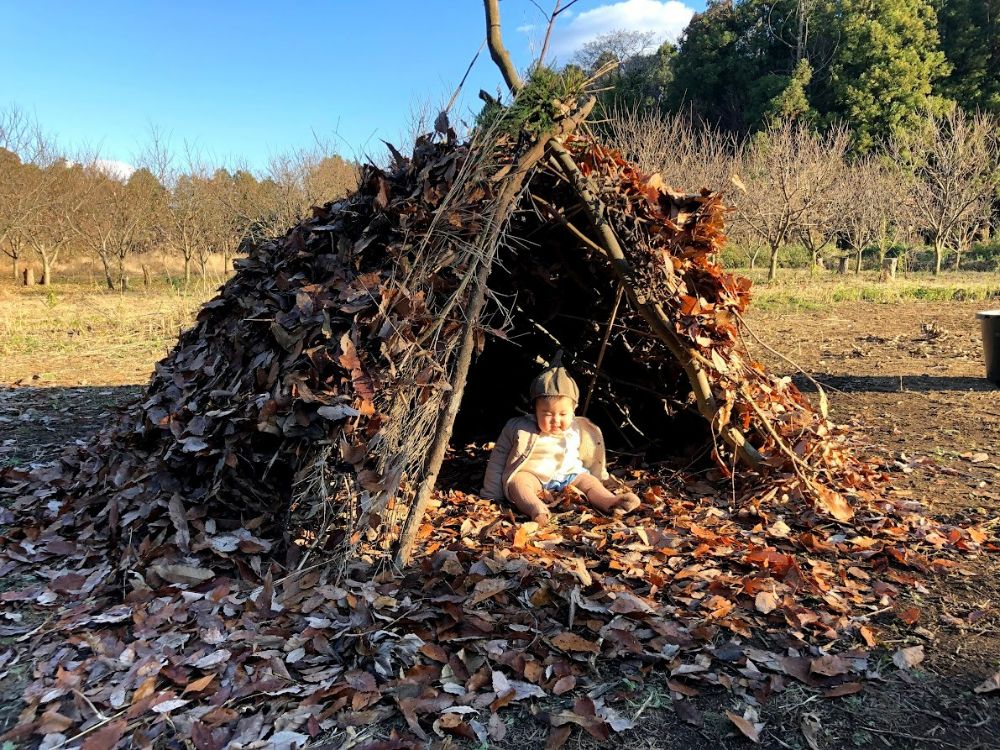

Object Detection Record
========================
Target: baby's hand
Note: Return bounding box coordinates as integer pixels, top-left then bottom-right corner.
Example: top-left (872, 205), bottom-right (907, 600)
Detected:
top-left (532, 510), bottom-right (551, 526)
top-left (612, 492), bottom-right (641, 516)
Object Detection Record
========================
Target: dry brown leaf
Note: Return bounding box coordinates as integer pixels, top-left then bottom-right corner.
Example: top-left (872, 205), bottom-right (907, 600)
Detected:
top-left (973, 672), bottom-right (1000, 694)
top-left (892, 645), bottom-right (925, 670)
top-left (726, 710), bottom-right (762, 743)
top-left (551, 632), bottom-right (600, 654)
top-left (755, 591), bottom-right (779, 614)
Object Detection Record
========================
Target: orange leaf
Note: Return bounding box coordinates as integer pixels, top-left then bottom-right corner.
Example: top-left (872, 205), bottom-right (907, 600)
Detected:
top-left (551, 632), bottom-right (600, 654)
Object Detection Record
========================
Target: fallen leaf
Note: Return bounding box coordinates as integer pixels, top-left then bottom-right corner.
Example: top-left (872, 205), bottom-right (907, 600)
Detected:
top-left (545, 725), bottom-right (572, 750)
top-left (892, 645), bottom-right (925, 670)
top-left (183, 674), bottom-right (216, 694)
top-left (81, 719), bottom-right (127, 750)
top-left (551, 632), bottom-right (600, 654)
top-left (469, 578), bottom-right (511, 606)
top-left (755, 591), bottom-right (779, 614)
top-left (726, 710), bottom-right (762, 743)
top-left (810, 654), bottom-right (850, 677)
top-left (823, 682), bottom-right (862, 698)
top-left (800, 711), bottom-right (822, 750)
top-left (973, 673), bottom-right (1000, 694)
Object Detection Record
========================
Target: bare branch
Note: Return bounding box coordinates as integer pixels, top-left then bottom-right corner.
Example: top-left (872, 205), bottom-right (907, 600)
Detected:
top-left (484, 0), bottom-right (523, 94)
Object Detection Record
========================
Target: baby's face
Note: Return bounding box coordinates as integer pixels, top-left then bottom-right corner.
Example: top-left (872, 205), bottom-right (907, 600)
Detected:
top-left (534, 395), bottom-right (575, 435)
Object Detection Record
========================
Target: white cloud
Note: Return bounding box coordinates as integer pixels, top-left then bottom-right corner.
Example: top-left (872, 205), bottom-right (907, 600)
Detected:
top-left (94, 159), bottom-right (136, 181)
top-left (549, 0), bottom-right (695, 61)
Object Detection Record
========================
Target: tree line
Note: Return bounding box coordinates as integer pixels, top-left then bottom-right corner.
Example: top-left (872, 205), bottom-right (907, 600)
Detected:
top-left (583, 0), bottom-right (997, 151)
top-left (562, 0), bottom-right (1000, 278)
top-left (607, 106), bottom-right (999, 278)
top-left (0, 106), bottom-right (359, 288)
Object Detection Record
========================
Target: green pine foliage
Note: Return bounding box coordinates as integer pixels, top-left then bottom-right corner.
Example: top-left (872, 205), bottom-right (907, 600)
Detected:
top-left (815, 0), bottom-right (951, 150)
top-left (936, 0), bottom-right (1000, 114)
top-left (476, 66), bottom-right (589, 139)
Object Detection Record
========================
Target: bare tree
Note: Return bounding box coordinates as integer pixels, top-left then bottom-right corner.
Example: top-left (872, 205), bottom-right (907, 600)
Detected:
top-left (796, 153), bottom-right (846, 273)
top-left (166, 173), bottom-right (204, 284)
top-left (948, 200), bottom-right (989, 271)
top-left (891, 108), bottom-right (1000, 275)
top-left (573, 29), bottom-right (657, 71)
top-left (71, 165), bottom-right (166, 290)
top-left (0, 106), bottom-right (60, 278)
top-left (840, 156), bottom-right (913, 274)
top-left (262, 144), bottom-right (359, 236)
top-left (21, 160), bottom-right (87, 285)
top-left (605, 107), bottom-right (736, 192)
top-left (732, 119), bottom-right (849, 281)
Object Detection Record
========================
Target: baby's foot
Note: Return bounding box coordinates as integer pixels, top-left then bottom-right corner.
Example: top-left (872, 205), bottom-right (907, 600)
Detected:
top-left (612, 492), bottom-right (641, 515)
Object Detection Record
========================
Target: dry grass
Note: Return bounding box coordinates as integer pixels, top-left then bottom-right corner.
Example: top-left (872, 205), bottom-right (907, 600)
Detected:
top-left (2, 267), bottom-right (998, 387)
top-left (0, 282), bottom-right (210, 386)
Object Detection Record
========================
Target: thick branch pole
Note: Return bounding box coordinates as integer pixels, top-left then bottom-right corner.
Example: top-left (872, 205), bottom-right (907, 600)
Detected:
top-left (548, 142), bottom-right (763, 468)
top-left (484, 0), bottom-right (523, 94)
top-left (395, 102), bottom-right (595, 567)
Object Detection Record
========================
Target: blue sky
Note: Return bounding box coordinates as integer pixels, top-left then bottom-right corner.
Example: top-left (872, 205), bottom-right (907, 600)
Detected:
top-left (3, 1), bottom-right (705, 174)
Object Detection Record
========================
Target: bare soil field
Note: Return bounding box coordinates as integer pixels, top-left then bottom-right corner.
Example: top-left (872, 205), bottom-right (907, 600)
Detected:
top-left (1, 296), bottom-right (998, 749)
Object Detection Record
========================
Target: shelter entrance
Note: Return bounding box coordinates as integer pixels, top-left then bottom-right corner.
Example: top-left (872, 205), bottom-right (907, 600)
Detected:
top-left (446, 206), bottom-right (716, 493)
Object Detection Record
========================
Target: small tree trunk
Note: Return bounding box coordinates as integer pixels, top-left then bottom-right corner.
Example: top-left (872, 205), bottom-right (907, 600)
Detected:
top-left (42, 257), bottom-right (52, 286)
top-left (933, 238), bottom-right (944, 276)
top-left (142, 264), bottom-right (151, 289)
top-left (12, 257), bottom-right (19, 281)
top-left (767, 244), bottom-right (780, 281)
top-left (22, 267), bottom-right (34, 286)
top-left (953, 246), bottom-right (962, 271)
top-left (184, 254), bottom-right (192, 284)
top-left (879, 257), bottom-right (897, 281)
top-left (837, 257), bottom-right (848, 274)
top-left (855, 249), bottom-right (862, 275)
top-left (98, 253), bottom-right (115, 290)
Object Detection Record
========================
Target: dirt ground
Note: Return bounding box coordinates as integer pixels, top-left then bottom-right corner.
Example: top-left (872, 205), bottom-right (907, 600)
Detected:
top-left (1, 299), bottom-right (998, 749)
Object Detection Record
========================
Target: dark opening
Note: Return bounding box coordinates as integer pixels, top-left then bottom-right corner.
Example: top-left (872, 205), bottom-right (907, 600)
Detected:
top-left (445, 203), bottom-right (714, 493)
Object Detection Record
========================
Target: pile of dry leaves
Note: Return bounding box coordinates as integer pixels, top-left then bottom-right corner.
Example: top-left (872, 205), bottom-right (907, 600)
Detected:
top-left (0, 111), bottom-right (996, 749)
top-left (1, 459), bottom-right (994, 748)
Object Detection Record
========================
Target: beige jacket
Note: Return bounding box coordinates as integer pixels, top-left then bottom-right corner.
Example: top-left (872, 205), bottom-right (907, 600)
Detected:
top-left (481, 416), bottom-right (608, 500)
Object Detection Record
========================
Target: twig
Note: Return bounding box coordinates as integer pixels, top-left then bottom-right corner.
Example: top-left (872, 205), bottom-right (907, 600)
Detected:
top-left (858, 725), bottom-right (960, 748)
top-left (528, 192), bottom-right (608, 257)
top-left (547, 139), bottom-right (763, 469)
top-left (734, 310), bottom-right (846, 396)
top-left (49, 709), bottom-right (129, 749)
top-left (395, 100), bottom-right (596, 566)
top-left (583, 283), bottom-right (623, 416)
top-left (631, 691), bottom-right (655, 722)
top-left (444, 38), bottom-right (487, 115)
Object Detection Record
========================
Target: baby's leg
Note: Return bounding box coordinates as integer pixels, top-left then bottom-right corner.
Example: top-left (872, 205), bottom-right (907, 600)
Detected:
top-left (506, 473), bottom-right (551, 524)
top-left (571, 473), bottom-right (641, 515)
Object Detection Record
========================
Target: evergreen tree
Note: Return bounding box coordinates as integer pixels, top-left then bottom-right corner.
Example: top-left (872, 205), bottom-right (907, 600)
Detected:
top-left (936, 0), bottom-right (1000, 114)
top-left (812, 0), bottom-right (951, 149)
top-left (666, 0), bottom-right (809, 132)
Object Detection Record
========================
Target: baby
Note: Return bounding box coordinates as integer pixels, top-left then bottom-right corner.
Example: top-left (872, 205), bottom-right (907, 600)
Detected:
top-left (481, 365), bottom-right (641, 525)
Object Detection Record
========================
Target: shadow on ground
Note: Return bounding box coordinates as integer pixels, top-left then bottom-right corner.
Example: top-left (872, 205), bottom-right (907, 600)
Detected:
top-left (795, 374), bottom-right (997, 394)
top-left (0, 385), bottom-right (142, 467)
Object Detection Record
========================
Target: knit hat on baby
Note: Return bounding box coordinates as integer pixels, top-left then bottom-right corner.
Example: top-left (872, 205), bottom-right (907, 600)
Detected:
top-left (529, 366), bottom-right (580, 404)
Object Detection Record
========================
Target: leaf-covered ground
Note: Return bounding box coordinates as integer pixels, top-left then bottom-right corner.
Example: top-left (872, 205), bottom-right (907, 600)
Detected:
top-left (1, 298), bottom-right (998, 749)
